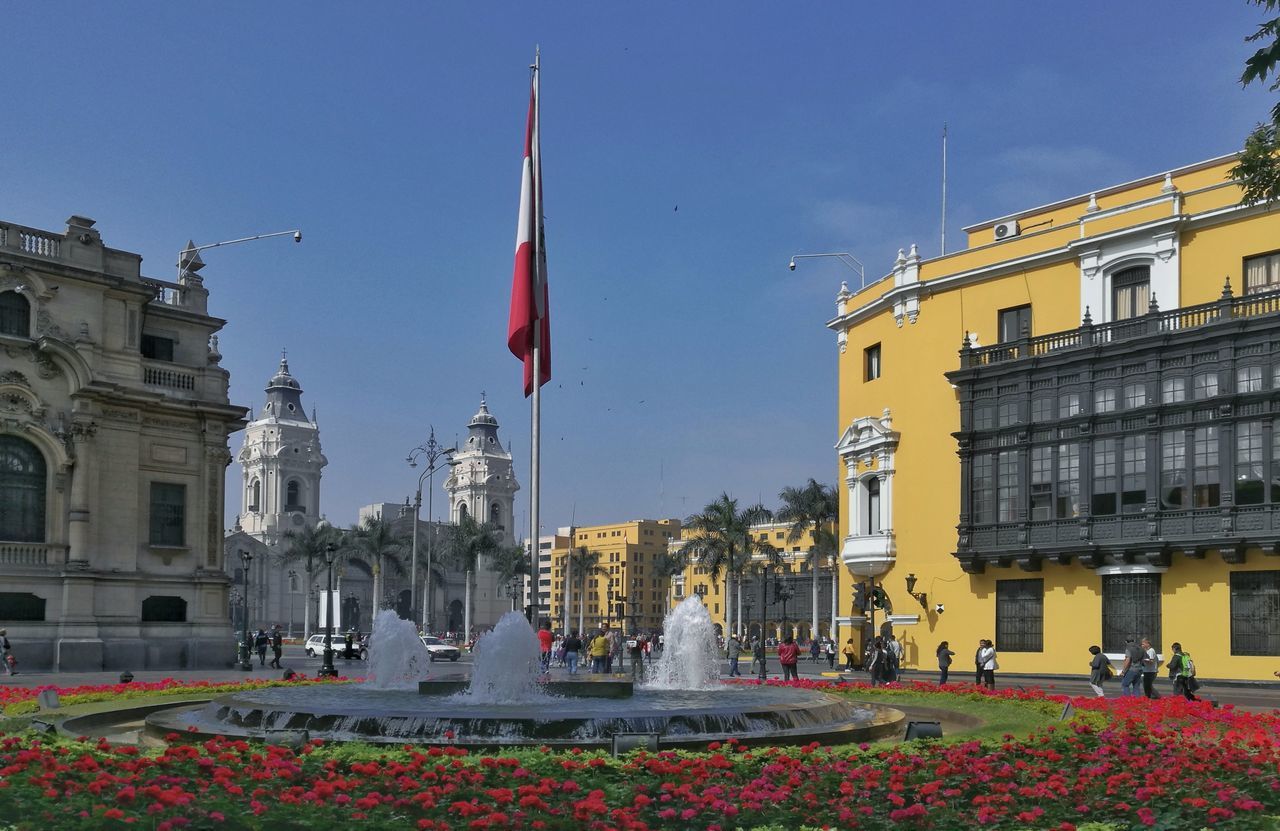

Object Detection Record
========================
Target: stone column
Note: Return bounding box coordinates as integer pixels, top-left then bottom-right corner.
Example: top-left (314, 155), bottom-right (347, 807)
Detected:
top-left (66, 421), bottom-right (97, 565)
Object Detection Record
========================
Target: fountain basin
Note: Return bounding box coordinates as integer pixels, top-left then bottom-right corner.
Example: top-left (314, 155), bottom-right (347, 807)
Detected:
top-left (145, 684), bottom-right (903, 749)
top-left (419, 677), bottom-right (634, 699)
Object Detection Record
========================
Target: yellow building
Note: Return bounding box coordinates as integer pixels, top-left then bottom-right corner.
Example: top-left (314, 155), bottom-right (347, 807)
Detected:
top-left (550, 519), bottom-right (680, 635)
top-left (829, 152), bottom-right (1280, 679)
top-left (673, 521), bottom-right (834, 641)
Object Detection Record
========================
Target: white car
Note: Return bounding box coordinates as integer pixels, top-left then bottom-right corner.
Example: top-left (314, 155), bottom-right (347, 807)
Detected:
top-left (304, 634), bottom-right (367, 659)
top-left (420, 635), bottom-right (461, 662)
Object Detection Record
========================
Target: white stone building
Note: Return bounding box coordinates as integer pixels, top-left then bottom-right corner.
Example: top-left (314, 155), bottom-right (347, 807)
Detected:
top-left (0, 215), bottom-right (245, 670)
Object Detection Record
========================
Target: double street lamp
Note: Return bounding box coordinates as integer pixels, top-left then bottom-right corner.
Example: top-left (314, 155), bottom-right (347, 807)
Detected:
top-left (237, 550), bottom-right (253, 671)
top-left (408, 428), bottom-right (456, 633)
top-left (316, 520), bottom-right (339, 678)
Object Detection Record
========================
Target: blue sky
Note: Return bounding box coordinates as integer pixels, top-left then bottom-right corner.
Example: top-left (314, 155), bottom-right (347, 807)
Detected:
top-left (2, 3), bottom-right (1273, 533)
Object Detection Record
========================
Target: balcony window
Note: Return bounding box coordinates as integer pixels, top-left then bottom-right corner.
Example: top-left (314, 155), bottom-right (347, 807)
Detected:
top-left (1237, 421), bottom-right (1265, 505)
top-left (1123, 383), bottom-right (1147, 409)
top-left (1094, 388), bottom-right (1117, 414)
top-left (997, 401), bottom-right (1019, 427)
top-left (1093, 438), bottom-right (1118, 516)
top-left (1058, 394), bottom-right (1081, 419)
top-left (1122, 436), bottom-right (1146, 513)
top-left (1238, 366), bottom-right (1263, 393)
top-left (1030, 447), bottom-right (1052, 520)
top-left (1161, 377), bottom-right (1186, 404)
top-left (1244, 252), bottom-right (1280, 294)
top-left (1193, 372), bottom-right (1218, 400)
top-left (866, 477), bottom-right (881, 534)
top-left (1160, 431), bottom-right (1187, 510)
top-left (997, 451), bottom-right (1019, 522)
top-left (0, 291), bottom-right (31, 338)
top-left (1112, 266), bottom-right (1151, 321)
top-left (973, 455), bottom-right (995, 523)
top-left (998, 304), bottom-right (1032, 343)
top-left (1193, 426), bottom-right (1220, 508)
top-left (141, 334), bottom-right (175, 362)
top-left (1031, 397), bottom-right (1053, 423)
top-left (1057, 443), bottom-right (1080, 518)
top-left (974, 405), bottom-right (994, 431)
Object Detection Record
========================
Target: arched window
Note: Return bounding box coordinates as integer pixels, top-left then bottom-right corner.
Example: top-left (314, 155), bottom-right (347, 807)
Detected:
top-left (0, 436), bottom-right (45, 541)
top-left (490, 502), bottom-right (501, 527)
top-left (285, 480), bottom-right (301, 511)
top-left (866, 477), bottom-right (882, 535)
top-left (248, 479), bottom-right (261, 512)
top-left (458, 502), bottom-right (469, 521)
top-left (0, 292), bottom-right (30, 338)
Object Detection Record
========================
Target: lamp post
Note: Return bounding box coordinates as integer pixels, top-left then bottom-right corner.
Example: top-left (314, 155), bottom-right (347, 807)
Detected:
top-left (757, 565), bottom-right (771, 681)
top-left (237, 550), bottom-right (253, 671)
top-left (317, 520), bottom-right (339, 678)
top-left (408, 428), bottom-right (456, 633)
top-left (287, 570), bottom-right (297, 639)
top-left (776, 578), bottom-right (795, 641)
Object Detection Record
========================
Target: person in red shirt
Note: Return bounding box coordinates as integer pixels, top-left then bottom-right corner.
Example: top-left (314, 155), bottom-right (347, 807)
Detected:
top-left (777, 635), bottom-right (800, 681)
top-left (537, 622), bottom-right (554, 672)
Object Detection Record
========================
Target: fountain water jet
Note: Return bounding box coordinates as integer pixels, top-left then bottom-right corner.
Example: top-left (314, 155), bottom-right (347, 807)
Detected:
top-left (457, 611), bottom-right (550, 703)
top-left (644, 595), bottom-right (721, 690)
top-left (365, 609), bottom-right (432, 691)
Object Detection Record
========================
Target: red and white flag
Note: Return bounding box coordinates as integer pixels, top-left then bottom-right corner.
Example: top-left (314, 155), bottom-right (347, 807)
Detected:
top-left (507, 75), bottom-right (550, 397)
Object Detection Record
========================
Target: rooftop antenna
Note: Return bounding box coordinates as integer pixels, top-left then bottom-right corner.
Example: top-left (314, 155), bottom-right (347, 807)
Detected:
top-left (941, 122), bottom-right (949, 256)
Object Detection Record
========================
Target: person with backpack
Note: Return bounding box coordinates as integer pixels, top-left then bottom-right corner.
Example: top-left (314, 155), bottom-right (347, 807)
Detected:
top-left (0, 629), bottom-right (16, 676)
top-left (1087, 645), bottom-right (1111, 697)
top-left (936, 641), bottom-right (955, 685)
top-left (1119, 636), bottom-right (1144, 697)
top-left (1168, 642), bottom-right (1199, 701)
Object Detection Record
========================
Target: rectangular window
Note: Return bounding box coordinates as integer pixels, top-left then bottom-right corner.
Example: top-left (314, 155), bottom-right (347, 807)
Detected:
top-left (1122, 436), bottom-right (1146, 513)
top-left (1244, 252), bottom-right (1280, 294)
top-left (1101, 574), bottom-right (1161, 654)
top-left (141, 334), bottom-right (175, 362)
top-left (996, 579), bottom-right (1044, 652)
top-left (1230, 571), bottom-right (1280, 655)
top-left (1193, 372), bottom-right (1219, 400)
top-left (1123, 383), bottom-right (1147, 409)
top-left (1058, 394), bottom-right (1081, 419)
top-left (1094, 388), bottom-right (1117, 414)
top-left (1238, 366), bottom-right (1263, 393)
top-left (1031, 397), bottom-right (1053, 423)
top-left (864, 344), bottom-right (881, 381)
top-left (1193, 426), bottom-right (1220, 508)
top-left (149, 482), bottom-right (186, 546)
top-left (997, 451), bottom-right (1019, 522)
top-left (972, 455), bottom-right (995, 523)
top-left (997, 401), bottom-right (1019, 427)
top-left (1237, 421), bottom-right (1265, 506)
top-left (1160, 430), bottom-right (1186, 510)
top-left (998, 304), bottom-right (1032, 343)
top-left (1030, 447), bottom-right (1052, 521)
top-left (1161, 377), bottom-right (1186, 404)
top-left (974, 405), bottom-right (994, 431)
top-left (1057, 443), bottom-right (1080, 518)
top-left (1112, 267), bottom-right (1151, 322)
top-left (1093, 438), bottom-right (1117, 515)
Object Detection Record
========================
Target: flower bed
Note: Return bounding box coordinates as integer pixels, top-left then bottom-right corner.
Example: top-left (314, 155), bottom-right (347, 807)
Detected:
top-left (1, 680), bottom-right (1278, 829)
top-left (1, 676), bottom-right (355, 717)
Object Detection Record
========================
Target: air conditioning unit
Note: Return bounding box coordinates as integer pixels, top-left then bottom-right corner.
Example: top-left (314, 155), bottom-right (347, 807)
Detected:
top-left (994, 220), bottom-right (1020, 241)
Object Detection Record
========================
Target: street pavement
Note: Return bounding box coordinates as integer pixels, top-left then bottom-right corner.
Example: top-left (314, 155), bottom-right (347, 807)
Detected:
top-left (3, 646), bottom-right (1278, 711)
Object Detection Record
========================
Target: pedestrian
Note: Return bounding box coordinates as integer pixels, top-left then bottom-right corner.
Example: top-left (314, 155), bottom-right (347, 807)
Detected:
top-left (842, 638), bottom-right (858, 671)
top-left (810, 638), bottom-right (821, 663)
top-left (778, 635), bottom-right (800, 681)
top-left (977, 638), bottom-right (998, 689)
top-left (936, 641), bottom-right (955, 685)
top-left (254, 628), bottom-right (269, 666)
top-left (726, 633), bottom-right (743, 677)
top-left (1140, 637), bottom-right (1161, 699)
top-left (1119, 636), bottom-right (1144, 697)
top-left (824, 638), bottom-right (837, 669)
top-left (589, 628), bottom-right (610, 674)
top-left (562, 630), bottom-right (583, 675)
top-left (974, 639), bottom-right (985, 685)
top-left (605, 626), bottom-right (620, 673)
top-left (1167, 642), bottom-right (1199, 701)
top-left (0, 629), bottom-right (16, 675)
top-left (629, 634), bottom-right (647, 680)
top-left (866, 637), bottom-right (884, 686)
top-left (269, 625), bottom-right (283, 669)
top-left (888, 634), bottom-right (904, 669)
top-left (537, 621), bottom-right (554, 672)
top-left (1087, 645), bottom-right (1110, 697)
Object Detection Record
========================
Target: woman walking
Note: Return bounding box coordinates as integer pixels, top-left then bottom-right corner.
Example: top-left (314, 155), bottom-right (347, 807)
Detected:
top-left (1087, 645), bottom-right (1110, 697)
top-left (562, 630), bottom-right (582, 675)
top-left (936, 641), bottom-right (955, 685)
top-left (977, 639), bottom-right (998, 689)
top-left (842, 638), bottom-right (858, 671)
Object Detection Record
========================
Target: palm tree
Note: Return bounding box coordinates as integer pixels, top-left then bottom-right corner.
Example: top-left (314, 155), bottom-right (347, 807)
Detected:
top-left (281, 521), bottom-right (341, 639)
top-left (346, 516), bottom-right (409, 618)
top-left (491, 542), bottom-right (531, 612)
top-left (444, 514), bottom-right (501, 638)
top-left (566, 546), bottom-right (603, 635)
top-left (683, 494), bottom-right (775, 637)
top-left (651, 548), bottom-right (687, 617)
top-left (776, 479), bottom-right (840, 642)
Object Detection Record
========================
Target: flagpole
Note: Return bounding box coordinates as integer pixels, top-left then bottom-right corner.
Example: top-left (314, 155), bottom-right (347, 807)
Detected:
top-left (528, 48), bottom-right (543, 630)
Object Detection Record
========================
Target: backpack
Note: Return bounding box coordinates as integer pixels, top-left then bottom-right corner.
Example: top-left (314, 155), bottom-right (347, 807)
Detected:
top-left (1180, 653), bottom-right (1196, 678)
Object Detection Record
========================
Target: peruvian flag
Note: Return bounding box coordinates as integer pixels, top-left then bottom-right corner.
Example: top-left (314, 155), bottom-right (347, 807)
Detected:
top-left (507, 78), bottom-right (551, 396)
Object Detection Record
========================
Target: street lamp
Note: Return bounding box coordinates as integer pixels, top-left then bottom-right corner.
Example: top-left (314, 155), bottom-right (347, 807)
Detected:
top-left (237, 550), bottom-right (253, 671)
top-left (316, 520), bottom-right (339, 678)
top-left (178, 229), bottom-right (302, 280)
top-left (408, 427), bottom-right (457, 633)
top-left (757, 565), bottom-right (772, 681)
top-left (788, 252), bottom-right (867, 290)
top-left (287, 570), bottom-right (298, 639)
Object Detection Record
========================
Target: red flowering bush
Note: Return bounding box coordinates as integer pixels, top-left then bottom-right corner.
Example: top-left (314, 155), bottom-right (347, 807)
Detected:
top-left (0, 680), bottom-right (1278, 829)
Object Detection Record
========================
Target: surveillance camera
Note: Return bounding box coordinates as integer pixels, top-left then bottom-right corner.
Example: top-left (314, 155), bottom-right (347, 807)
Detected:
top-left (788, 260), bottom-right (796, 271)
top-left (934, 603), bottom-right (945, 615)
top-left (293, 231), bottom-right (302, 243)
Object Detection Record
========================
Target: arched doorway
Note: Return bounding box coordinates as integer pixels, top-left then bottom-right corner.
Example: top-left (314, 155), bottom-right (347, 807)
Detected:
top-left (448, 598), bottom-right (464, 634)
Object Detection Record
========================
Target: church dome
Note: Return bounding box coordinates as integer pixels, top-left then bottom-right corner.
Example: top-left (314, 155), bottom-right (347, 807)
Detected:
top-left (268, 356), bottom-right (301, 391)
top-left (469, 395), bottom-right (499, 429)
top-left (261, 352), bottom-right (306, 420)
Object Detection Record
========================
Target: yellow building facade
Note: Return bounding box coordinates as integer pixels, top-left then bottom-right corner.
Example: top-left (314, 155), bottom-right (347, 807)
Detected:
top-left (549, 519), bottom-right (680, 635)
top-left (830, 153), bottom-right (1280, 679)
top-left (673, 521), bottom-right (834, 641)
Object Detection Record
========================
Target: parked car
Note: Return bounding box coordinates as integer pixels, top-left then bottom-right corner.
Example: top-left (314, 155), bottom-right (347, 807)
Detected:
top-left (304, 633), bottom-right (367, 660)
top-left (420, 635), bottom-right (461, 662)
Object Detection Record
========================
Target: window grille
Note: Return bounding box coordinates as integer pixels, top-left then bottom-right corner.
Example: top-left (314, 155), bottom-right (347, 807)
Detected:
top-left (1102, 574), bottom-right (1161, 654)
top-left (996, 579), bottom-right (1043, 652)
top-left (1230, 571), bottom-right (1280, 655)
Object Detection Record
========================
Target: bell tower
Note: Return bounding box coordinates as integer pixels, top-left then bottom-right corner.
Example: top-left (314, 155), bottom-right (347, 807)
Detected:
top-left (237, 353), bottom-right (328, 545)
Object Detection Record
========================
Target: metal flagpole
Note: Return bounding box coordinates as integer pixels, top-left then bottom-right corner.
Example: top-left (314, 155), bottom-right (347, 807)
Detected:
top-left (941, 122), bottom-right (948, 256)
top-left (528, 48), bottom-right (544, 629)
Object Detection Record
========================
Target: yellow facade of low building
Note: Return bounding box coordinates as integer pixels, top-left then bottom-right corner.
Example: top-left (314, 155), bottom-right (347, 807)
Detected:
top-left (549, 519), bottom-right (680, 635)
top-left (830, 153), bottom-right (1280, 678)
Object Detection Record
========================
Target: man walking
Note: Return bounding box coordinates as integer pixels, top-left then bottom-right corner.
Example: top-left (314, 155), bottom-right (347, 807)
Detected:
top-left (778, 635), bottom-right (800, 681)
top-left (269, 625), bottom-right (283, 669)
top-left (537, 621), bottom-right (554, 673)
top-left (1140, 637), bottom-right (1161, 699)
top-left (254, 628), bottom-right (269, 667)
top-left (726, 633), bottom-right (743, 677)
top-left (1120, 636), bottom-right (1144, 697)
